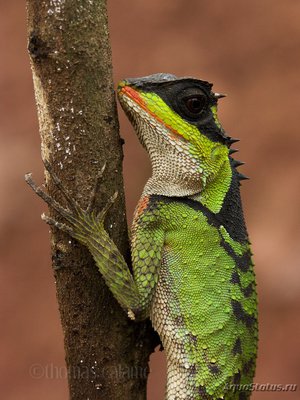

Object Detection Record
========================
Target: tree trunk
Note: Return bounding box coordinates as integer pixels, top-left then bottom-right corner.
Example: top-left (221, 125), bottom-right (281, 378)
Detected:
top-left (26, 1), bottom-right (158, 399)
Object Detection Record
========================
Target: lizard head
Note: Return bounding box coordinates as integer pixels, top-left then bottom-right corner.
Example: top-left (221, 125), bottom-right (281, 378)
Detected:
top-left (118, 73), bottom-right (239, 203)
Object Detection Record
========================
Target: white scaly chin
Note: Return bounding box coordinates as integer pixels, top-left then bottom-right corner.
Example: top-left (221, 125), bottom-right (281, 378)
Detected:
top-left (126, 103), bottom-right (203, 197)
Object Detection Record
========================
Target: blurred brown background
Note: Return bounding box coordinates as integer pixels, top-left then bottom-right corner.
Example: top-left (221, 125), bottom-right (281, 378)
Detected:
top-left (1, 1), bottom-right (300, 399)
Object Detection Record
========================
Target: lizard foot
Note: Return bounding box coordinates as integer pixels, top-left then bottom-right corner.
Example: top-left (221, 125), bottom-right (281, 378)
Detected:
top-left (25, 160), bottom-right (118, 242)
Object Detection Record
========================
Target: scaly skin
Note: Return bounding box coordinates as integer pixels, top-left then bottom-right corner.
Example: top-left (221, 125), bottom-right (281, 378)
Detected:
top-left (27, 73), bottom-right (258, 400)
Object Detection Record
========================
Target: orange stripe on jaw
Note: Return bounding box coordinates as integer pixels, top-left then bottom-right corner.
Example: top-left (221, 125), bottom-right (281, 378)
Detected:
top-left (120, 86), bottom-right (182, 142)
top-left (120, 86), bottom-right (147, 109)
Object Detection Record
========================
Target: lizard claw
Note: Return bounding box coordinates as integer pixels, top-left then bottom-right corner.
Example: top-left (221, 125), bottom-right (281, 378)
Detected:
top-left (25, 172), bottom-right (76, 223)
top-left (26, 161), bottom-right (117, 239)
top-left (43, 159), bottom-right (80, 212)
top-left (41, 213), bottom-right (75, 235)
top-left (97, 191), bottom-right (118, 220)
top-left (87, 162), bottom-right (107, 213)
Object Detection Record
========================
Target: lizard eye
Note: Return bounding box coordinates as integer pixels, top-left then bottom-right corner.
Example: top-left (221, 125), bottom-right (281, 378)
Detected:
top-left (184, 96), bottom-right (206, 114)
top-left (179, 93), bottom-right (208, 120)
top-left (173, 87), bottom-right (209, 121)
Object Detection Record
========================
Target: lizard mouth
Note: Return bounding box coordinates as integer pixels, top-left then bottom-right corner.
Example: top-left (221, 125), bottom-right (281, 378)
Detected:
top-left (118, 82), bottom-right (149, 114)
top-left (117, 82), bottom-right (150, 147)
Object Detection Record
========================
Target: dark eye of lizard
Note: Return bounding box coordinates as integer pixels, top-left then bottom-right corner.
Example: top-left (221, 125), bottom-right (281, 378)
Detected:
top-left (184, 96), bottom-right (206, 114)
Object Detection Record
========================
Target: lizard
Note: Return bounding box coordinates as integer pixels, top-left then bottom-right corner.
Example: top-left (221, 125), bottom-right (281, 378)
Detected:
top-left (26, 73), bottom-right (258, 400)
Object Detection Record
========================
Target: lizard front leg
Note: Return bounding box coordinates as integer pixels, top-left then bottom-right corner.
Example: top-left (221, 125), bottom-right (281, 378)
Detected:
top-left (25, 160), bottom-right (141, 316)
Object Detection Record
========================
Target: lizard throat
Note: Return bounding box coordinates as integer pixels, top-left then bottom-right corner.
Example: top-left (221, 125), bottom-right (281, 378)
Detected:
top-left (143, 137), bottom-right (203, 197)
top-left (120, 96), bottom-right (203, 197)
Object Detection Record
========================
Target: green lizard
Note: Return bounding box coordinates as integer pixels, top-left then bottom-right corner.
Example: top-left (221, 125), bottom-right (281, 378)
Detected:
top-left (26, 73), bottom-right (258, 400)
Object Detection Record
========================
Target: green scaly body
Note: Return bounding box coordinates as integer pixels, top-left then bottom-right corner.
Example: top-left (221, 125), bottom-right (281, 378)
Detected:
top-left (28, 73), bottom-right (258, 399)
top-left (132, 193), bottom-right (257, 399)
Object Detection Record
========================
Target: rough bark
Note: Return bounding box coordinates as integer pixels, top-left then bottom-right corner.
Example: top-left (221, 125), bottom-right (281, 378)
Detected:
top-left (26, 1), bottom-right (158, 399)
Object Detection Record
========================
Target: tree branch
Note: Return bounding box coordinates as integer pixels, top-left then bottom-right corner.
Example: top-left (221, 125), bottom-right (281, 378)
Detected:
top-left (26, 1), bottom-right (158, 399)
